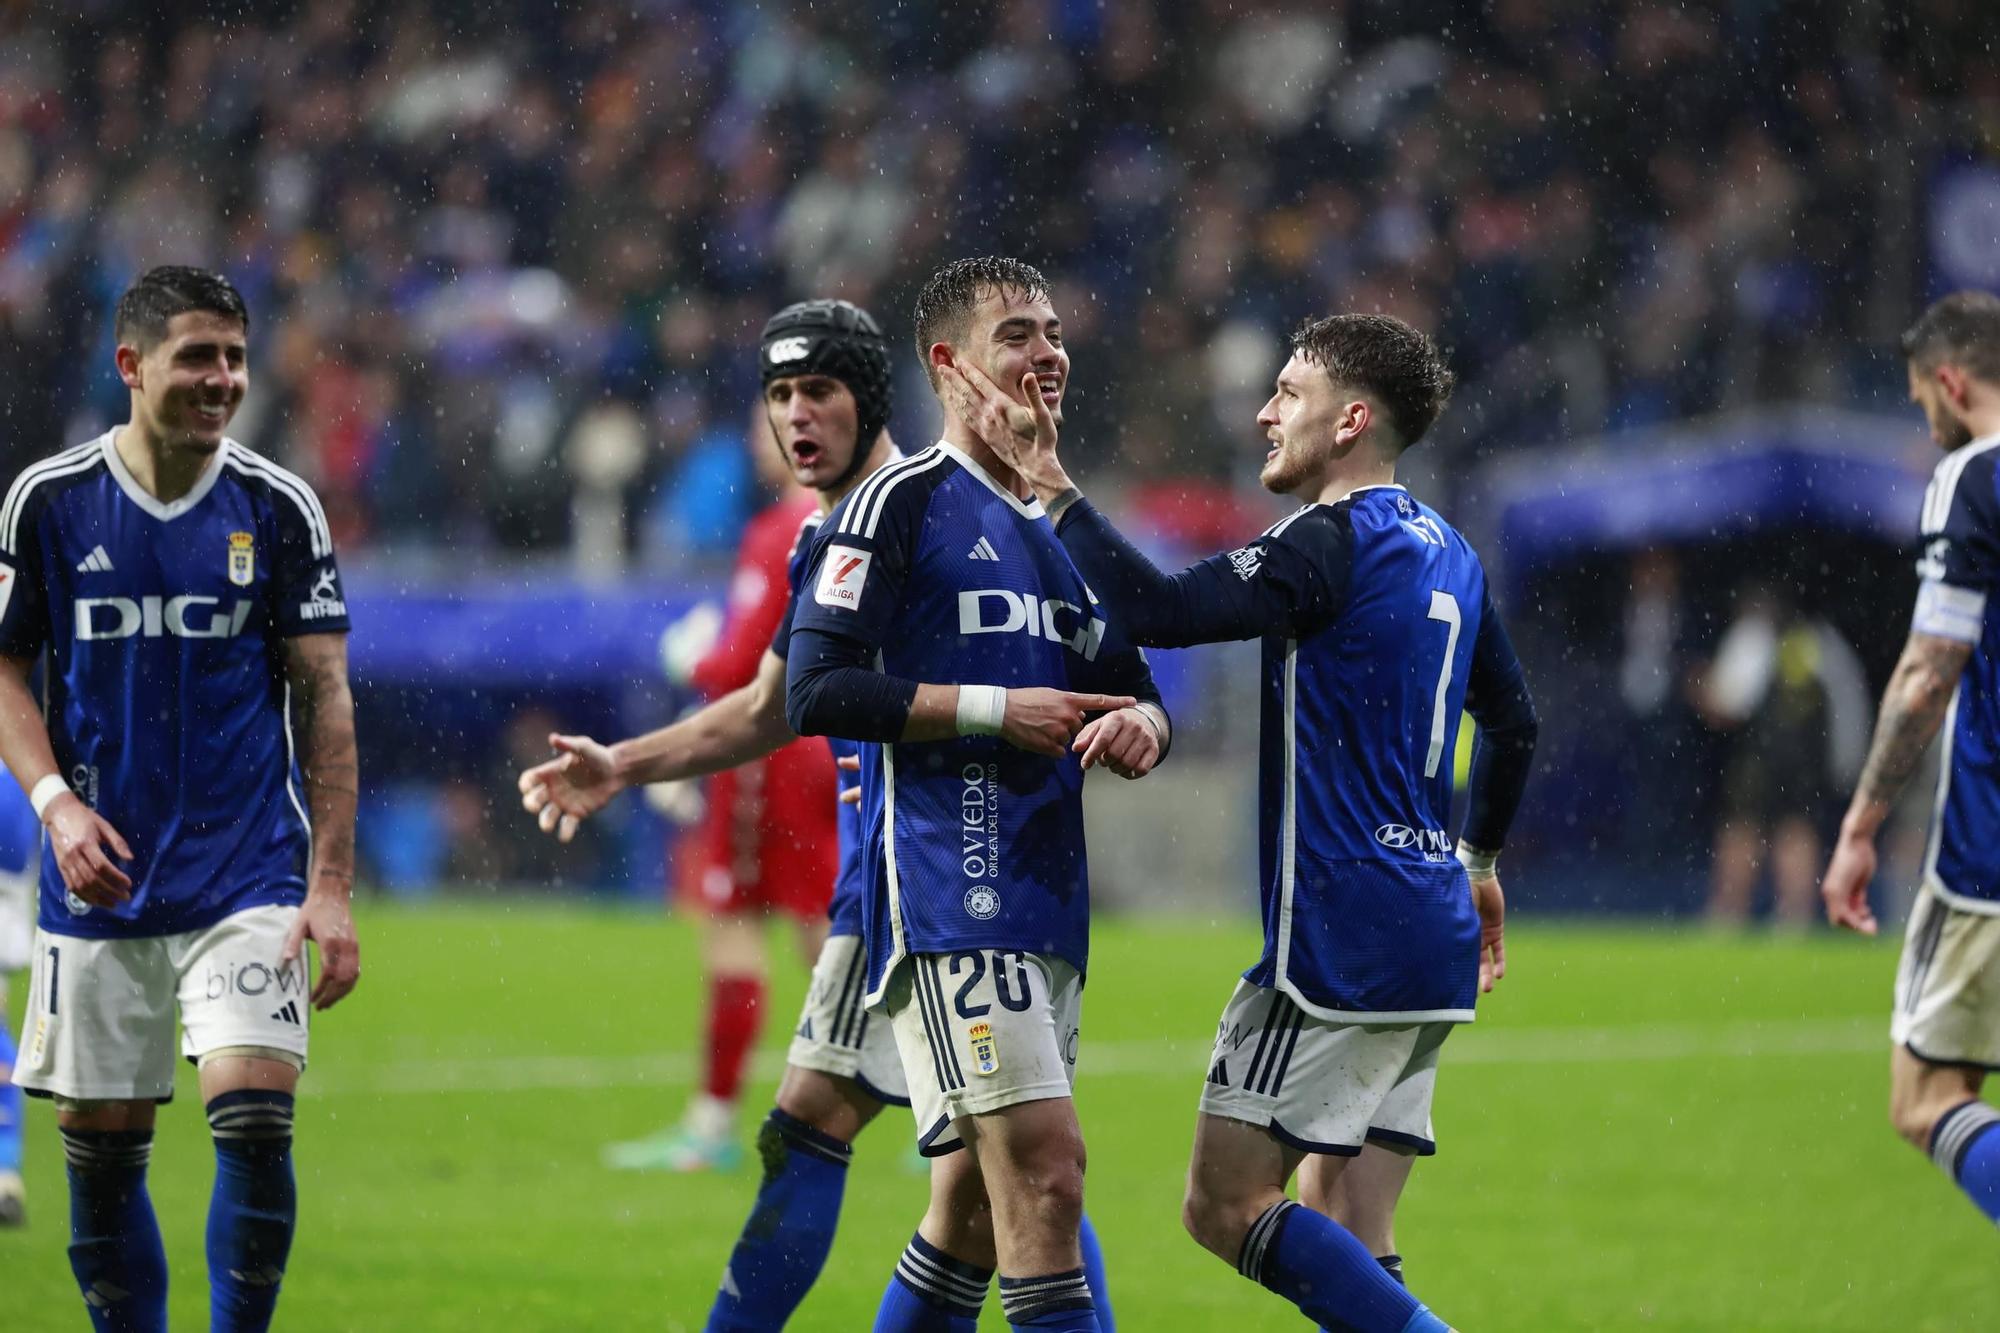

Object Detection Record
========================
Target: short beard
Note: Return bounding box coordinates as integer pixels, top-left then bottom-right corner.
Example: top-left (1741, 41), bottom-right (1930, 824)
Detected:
top-left (1939, 415), bottom-right (1975, 452)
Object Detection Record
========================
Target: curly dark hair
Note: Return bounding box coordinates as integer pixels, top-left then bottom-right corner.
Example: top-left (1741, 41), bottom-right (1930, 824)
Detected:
top-left (1290, 313), bottom-right (1455, 451)
top-left (114, 265), bottom-right (249, 348)
top-left (1901, 291), bottom-right (2000, 384)
top-left (912, 256), bottom-right (1051, 386)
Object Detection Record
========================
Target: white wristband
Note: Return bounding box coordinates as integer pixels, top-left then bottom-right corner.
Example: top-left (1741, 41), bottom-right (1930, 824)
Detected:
top-left (956, 684), bottom-right (1007, 737)
top-left (29, 773), bottom-right (70, 821)
top-left (1456, 841), bottom-right (1499, 879)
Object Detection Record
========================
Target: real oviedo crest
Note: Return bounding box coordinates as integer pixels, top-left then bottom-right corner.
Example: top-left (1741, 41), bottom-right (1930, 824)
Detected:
top-left (228, 531), bottom-right (254, 586)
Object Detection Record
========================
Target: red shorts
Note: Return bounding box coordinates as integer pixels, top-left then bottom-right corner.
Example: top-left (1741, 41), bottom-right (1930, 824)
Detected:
top-left (676, 737), bottom-right (838, 920)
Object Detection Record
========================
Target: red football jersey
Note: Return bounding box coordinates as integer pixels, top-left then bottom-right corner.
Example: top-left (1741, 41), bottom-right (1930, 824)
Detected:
top-left (678, 491), bottom-right (838, 918)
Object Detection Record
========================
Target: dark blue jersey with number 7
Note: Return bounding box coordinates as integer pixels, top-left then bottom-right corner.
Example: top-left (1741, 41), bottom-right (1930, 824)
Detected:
top-left (1056, 485), bottom-right (1536, 1021)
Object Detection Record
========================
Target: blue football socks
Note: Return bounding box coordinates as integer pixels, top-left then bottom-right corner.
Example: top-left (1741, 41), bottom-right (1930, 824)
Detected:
top-left (1078, 1211), bottom-right (1114, 1330)
top-left (1239, 1199), bottom-right (1446, 1333)
top-left (62, 1126), bottom-right (168, 1332)
top-left (205, 1090), bottom-right (298, 1333)
top-left (1930, 1099), bottom-right (2000, 1224)
top-left (875, 1231), bottom-right (991, 1331)
top-left (0, 1021), bottom-right (22, 1175)
top-left (706, 1109), bottom-right (853, 1330)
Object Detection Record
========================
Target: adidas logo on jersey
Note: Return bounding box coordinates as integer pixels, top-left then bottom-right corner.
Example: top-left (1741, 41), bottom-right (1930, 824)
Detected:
top-left (269, 1001), bottom-right (302, 1025)
top-left (75, 545), bottom-right (114, 573)
top-left (968, 536), bottom-right (1000, 561)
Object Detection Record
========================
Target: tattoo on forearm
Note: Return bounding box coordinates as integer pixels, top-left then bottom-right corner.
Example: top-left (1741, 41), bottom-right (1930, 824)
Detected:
top-left (1856, 637), bottom-right (1966, 809)
top-left (1046, 487), bottom-right (1083, 524)
top-left (286, 639), bottom-right (359, 876)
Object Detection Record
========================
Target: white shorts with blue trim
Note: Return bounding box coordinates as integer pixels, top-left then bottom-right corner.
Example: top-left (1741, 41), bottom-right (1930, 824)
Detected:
top-left (13, 905), bottom-right (310, 1103)
top-left (786, 932), bottom-right (909, 1106)
top-left (1197, 976), bottom-right (1452, 1156)
top-left (1892, 882), bottom-right (2000, 1070)
top-left (882, 950), bottom-right (1080, 1156)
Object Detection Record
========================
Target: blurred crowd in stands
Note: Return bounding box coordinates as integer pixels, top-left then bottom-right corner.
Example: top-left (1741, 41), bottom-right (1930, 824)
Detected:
top-left (1, 2), bottom-right (1992, 914)
top-left (0, 0), bottom-right (1993, 564)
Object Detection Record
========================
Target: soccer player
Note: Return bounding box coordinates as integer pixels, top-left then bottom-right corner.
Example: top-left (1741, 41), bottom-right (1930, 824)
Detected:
top-left (943, 312), bottom-right (1538, 1332)
top-left (786, 258), bottom-right (1168, 1333)
top-left (523, 300), bottom-right (919, 1326)
top-left (1822, 290), bottom-right (2000, 1227)
top-left (0, 768), bottom-right (35, 1226)
top-left (0, 266), bottom-right (360, 1332)
top-left (603, 454), bottom-right (839, 1174)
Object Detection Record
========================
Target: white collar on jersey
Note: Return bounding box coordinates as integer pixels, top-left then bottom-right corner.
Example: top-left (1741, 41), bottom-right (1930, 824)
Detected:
top-left (935, 441), bottom-right (1045, 519)
top-left (100, 430), bottom-right (231, 521)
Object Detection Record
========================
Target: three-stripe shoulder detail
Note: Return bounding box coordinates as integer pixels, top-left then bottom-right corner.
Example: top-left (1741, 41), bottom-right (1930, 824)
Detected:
top-left (1923, 437), bottom-right (2000, 536)
top-left (1, 439), bottom-right (105, 554)
top-left (836, 446), bottom-right (950, 540)
top-left (222, 444), bottom-right (334, 558)
top-left (1261, 504), bottom-right (1322, 542)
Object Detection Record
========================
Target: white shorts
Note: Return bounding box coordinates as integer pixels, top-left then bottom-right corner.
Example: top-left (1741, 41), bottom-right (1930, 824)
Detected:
top-left (13, 905), bottom-right (310, 1103)
top-left (786, 933), bottom-right (910, 1106)
top-left (1197, 977), bottom-right (1452, 1156)
top-left (883, 950), bottom-right (1080, 1157)
top-left (1893, 884), bottom-right (2000, 1069)
top-left (0, 866), bottom-right (32, 974)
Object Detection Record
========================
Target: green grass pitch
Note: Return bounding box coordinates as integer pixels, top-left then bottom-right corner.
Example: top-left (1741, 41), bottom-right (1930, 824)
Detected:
top-left (5, 903), bottom-right (1996, 1329)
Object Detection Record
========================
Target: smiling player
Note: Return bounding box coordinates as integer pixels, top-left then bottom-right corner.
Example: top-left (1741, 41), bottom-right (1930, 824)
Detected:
top-left (948, 311), bottom-right (1537, 1332)
top-left (1, 265), bottom-right (359, 1332)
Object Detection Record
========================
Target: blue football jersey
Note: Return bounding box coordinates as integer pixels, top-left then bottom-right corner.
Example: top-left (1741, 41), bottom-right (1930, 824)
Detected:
top-left (1910, 432), bottom-right (2000, 912)
top-left (1235, 489), bottom-right (1491, 1019)
top-left (789, 443), bottom-right (1161, 1002)
top-left (777, 508), bottom-right (869, 938)
top-left (0, 433), bottom-right (351, 939)
top-left (1056, 484), bottom-right (1525, 1021)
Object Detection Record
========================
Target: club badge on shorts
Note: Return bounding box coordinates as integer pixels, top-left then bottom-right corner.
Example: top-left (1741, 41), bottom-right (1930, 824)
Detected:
top-left (228, 531), bottom-right (255, 586)
top-left (968, 1021), bottom-right (1000, 1076)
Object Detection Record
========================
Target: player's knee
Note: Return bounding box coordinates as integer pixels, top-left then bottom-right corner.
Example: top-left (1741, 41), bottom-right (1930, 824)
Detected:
top-left (1180, 1180), bottom-right (1245, 1260)
top-left (1890, 1090), bottom-right (1944, 1152)
top-left (773, 1070), bottom-right (875, 1142)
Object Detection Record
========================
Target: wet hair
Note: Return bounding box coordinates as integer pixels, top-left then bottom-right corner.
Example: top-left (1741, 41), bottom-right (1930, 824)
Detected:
top-left (114, 266), bottom-right (249, 349)
top-left (1290, 313), bottom-right (1455, 451)
top-left (1901, 291), bottom-right (2000, 384)
top-left (912, 256), bottom-right (1051, 386)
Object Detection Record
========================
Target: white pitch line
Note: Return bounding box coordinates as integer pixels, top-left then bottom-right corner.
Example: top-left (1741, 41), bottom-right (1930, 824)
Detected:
top-left (300, 1016), bottom-right (1883, 1098)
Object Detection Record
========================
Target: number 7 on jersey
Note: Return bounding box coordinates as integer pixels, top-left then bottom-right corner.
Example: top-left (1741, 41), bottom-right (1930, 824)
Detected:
top-left (1424, 590), bottom-right (1461, 778)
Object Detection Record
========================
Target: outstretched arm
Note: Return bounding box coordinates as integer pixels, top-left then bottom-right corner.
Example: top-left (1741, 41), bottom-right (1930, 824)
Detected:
top-left (519, 647), bottom-right (800, 842)
top-left (936, 360), bottom-right (1330, 647)
top-left (280, 632), bottom-right (361, 1009)
top-left (1823, 630), bottom-right (1969, 934)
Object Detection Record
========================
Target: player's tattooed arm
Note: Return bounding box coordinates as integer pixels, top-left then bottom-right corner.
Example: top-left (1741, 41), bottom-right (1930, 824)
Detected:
top-left (282, 632), bottom-right (359, 884)
top-left (281, 631), bottom-right (361, 1006)
top-left (1848, 630), bottom-right (1971, 826)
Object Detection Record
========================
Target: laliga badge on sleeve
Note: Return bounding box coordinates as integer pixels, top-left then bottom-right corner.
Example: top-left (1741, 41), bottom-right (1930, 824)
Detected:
top-left (815, 544), bottom-right (872, 609)
top-left (968, 1021), bottom-right (1000, 1077)
top-left (0, 560), bottom-right (14, 620)
top-left (228, 531), bottom-right (255, 586)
